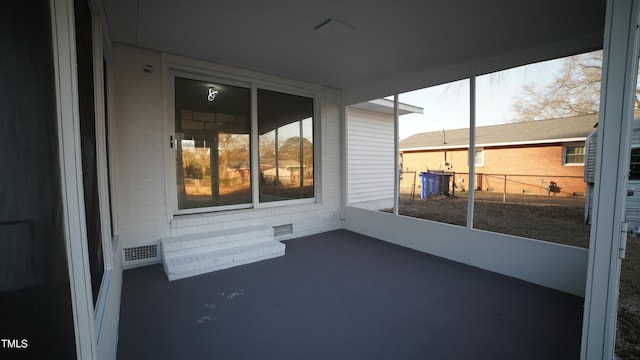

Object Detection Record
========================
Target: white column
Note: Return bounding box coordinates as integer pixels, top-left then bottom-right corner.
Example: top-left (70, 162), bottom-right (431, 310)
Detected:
top-left (50, 0), bottom-right (98, 358)
top-left (393, 94), bottom-right (400, 215)
top-left (581, 0), bottom-right (640, 359)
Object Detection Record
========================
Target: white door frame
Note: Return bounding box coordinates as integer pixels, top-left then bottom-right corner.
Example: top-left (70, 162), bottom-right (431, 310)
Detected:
top-left (50, 0), bottom-right (99, 358)
top-left (581, 0), bottom-right (640, 359)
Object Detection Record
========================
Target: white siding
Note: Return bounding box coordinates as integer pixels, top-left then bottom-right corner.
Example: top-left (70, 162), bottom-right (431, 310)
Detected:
top-left (585, 120), bottom-right (640, 226)
top-left (584, 129), bottom-right (598, 183)
top-left (346, 107), bottom-right (395, 209)
top-left (584, 129), bottom-right (598, 224)
top-left (627, 181), bottom-right (640, 227)
top-left (625, 120), bottom-right (640, 227)
top-left (112, 44), bottom-right (342, 256)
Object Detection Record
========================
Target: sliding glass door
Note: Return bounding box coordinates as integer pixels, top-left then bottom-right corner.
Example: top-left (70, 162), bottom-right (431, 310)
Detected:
top-left (174, 77), bottom-right (252, 210)
top-left (173, 75), bottom-right (315, 213)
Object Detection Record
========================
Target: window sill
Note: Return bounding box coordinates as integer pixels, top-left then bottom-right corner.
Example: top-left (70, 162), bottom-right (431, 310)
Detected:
top-left (170, 201), bottom-right (321, 229)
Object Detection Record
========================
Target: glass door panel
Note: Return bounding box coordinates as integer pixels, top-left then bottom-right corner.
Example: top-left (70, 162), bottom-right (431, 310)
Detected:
top-left (257, 89), bottom-right (314, 202)
top-left (175, 77), bottom-right (251, 209)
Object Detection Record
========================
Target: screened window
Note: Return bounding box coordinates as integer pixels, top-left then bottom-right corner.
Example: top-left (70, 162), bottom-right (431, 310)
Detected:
top-left (395, 79), bottom-right (470, 227)
top-left (564, 145), bottom-right (585, 165)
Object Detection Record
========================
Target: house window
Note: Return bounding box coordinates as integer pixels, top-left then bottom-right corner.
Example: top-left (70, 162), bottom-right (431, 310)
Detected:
top-left (258, 89), bottom-right (314, 202)
top-left (173, 77), bottom-right (315, 212)
top-left (564, 145), bottom-right (585, 165)
top-left (475, 148), bottom-right (484, 167)
top-left (630, 148), bottom-right (640, 180)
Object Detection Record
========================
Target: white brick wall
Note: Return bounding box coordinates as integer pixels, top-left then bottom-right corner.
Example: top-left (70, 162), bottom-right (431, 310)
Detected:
top-left (112, 44), bottom-right (342, 253)
top-left (113, 45), bottom-right (171, 249)
top-left (320, 88), bottom-right (343, 210)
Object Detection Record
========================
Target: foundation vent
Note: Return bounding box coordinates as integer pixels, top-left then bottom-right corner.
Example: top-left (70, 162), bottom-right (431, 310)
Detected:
top-left (273, 223), bottom-right (293, 238)
top-left (122, 244), bottom-right (159, 268)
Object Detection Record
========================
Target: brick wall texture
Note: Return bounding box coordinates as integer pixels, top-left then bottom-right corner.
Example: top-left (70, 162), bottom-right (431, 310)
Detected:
top-left (401, 144), bottom-right (586, 197)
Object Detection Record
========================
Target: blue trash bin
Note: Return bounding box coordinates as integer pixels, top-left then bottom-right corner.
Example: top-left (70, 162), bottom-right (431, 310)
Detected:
top-left (419, 172), bottom-right (428, 199)
top-left (430, 174), bottom-right (440, 195)
top-left (420, 172), bottom-right (445, 198)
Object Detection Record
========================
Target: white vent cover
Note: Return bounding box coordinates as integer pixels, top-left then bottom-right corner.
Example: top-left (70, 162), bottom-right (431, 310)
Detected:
top-left (273, 224), bottom-right (293, 238)
top-left (122, 244), bottom-right (159, 268)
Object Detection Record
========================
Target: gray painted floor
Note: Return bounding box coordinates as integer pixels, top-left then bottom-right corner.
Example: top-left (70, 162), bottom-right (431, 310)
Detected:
top-left (117, 230), bottom-right (584, 360)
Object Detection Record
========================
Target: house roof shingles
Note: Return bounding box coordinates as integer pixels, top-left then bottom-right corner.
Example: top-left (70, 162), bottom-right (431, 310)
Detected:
top-left (399, 114), bottom-right (598, 151)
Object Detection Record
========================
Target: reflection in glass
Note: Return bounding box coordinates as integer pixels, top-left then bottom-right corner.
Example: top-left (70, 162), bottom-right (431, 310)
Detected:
top-left (258, 89), bottom-right (314, 202)
top-left (175, 77), bottom-right (251, 209)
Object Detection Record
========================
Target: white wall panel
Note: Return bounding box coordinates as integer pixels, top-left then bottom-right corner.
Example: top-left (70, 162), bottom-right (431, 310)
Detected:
top-left (344, 206), bottom-right (589, 296)
top-left (113, 45), bottom-right (171, 249)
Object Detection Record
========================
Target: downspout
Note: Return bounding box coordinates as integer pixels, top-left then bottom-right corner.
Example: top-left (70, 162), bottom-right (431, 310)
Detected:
top-left (467, 76), bottom-right (477, 228)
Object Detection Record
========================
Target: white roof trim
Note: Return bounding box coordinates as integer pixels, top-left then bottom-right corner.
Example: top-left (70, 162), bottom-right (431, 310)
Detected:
top-left (400, 137), bottom-right (586, 152)
top-left (350, 98), bottom-right (423, 116)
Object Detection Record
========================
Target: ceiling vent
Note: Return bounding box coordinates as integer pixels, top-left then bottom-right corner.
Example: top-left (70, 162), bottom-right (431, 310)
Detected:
top-left (313, 18), bottom-right (353, 39)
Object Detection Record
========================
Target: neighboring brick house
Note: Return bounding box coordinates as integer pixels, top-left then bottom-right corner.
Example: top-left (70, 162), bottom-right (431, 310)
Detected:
top-left (399, 115), bottom-right (598, 196)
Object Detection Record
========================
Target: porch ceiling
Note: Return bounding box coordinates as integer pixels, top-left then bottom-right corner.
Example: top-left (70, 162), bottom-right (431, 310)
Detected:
top-left (103, 0), bottom-right (606, 90)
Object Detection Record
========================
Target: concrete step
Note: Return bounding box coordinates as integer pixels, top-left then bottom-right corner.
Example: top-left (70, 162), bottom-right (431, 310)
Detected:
top-left (164, 240), bottom-right (285, 281)
top-left (160, 225), bottom-right (285, 281)
top-left (162, 225), bottom-right (273, 253)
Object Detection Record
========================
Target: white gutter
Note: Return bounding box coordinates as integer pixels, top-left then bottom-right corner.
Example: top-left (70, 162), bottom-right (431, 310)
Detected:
top-left (400, 137), bottom-right (587, 152)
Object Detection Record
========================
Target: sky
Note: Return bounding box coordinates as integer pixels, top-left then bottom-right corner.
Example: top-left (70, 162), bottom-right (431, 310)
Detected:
top-left (395, 56), bottom-right (567, 139)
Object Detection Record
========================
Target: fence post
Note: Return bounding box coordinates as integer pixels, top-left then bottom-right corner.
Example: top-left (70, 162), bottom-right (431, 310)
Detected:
top-left (503, 175), bottom-right (507, 203)
top-left (452, 172), bottom-right (456, 196)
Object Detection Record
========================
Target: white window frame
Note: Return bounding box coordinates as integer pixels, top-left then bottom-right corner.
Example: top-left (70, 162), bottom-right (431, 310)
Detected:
top-left (563, 143), bottom-right (586, 166)
top-left (163, 55), bottom-right (321, 218)
top-left (51, 0), bottom-right (98, 357)
top-left (91, 13), bottom-right (121, 335)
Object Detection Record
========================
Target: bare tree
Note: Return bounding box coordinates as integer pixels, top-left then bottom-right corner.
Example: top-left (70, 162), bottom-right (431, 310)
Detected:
top-left (218, 134), bottom-right (250, 180)
top-left (512, 51), bottom-right (604, 121)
